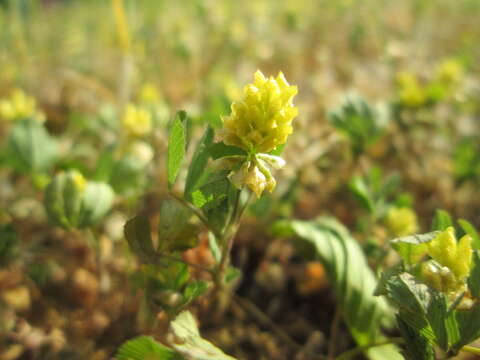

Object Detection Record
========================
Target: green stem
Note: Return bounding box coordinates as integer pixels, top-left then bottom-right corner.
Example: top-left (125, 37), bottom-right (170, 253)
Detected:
top-left (461, 345), bottom-right (480, 356)
top-left (334, 338), bottom-right (404, 360)
top-left (170, 192), bottom-right (222, 240)
top-left (216, 190), bottom-right (243, 288)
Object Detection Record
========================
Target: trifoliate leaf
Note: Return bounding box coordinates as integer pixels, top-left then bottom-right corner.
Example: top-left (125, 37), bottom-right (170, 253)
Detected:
top-left (277, 216), bottom-right (401, 360)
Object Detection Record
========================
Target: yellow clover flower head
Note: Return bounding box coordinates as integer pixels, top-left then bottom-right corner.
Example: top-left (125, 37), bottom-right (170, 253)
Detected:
top-left (427, 226), bottom-right (473, 282)
top-left (396, 72), bottom-right (427, 108)
top-left (220, 70), bottom-right (298, 154)
top-left (217, 71), bottom-right (296, 198)
top-left (122, 104), bottom-right (152, 137)
top-left (435, 59), bottom-right (463, 87)
top-left (385, 207), bottom-right (419, 237)
top-left (139, 83), bottom-right (160, 104)
top-left (0, 89), bottom-right (45, 122)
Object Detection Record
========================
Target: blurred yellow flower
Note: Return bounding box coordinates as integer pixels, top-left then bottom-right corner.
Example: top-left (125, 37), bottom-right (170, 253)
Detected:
top-left (70, 170), bottom-right (87, 192)
top-left (122, 104), bottom-right (152, 137)
top-left (385, 207), bottom-right (419, 237)
top-left (396, 72), bottom-right (427, 108)
top-left (435, 59), bottom-right (464, 86)
top-left (0, 89), bottom-right (45, 122)
top-left (139, 83), bottom-right (160, 104)
top-left (220, 70), bottom-right (298, 154)
top-left (427, 227), bottom-right (473, 282)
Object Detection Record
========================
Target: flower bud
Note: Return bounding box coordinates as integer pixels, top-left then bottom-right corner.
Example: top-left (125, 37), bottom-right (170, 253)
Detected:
top-left (44, 171), bottom-right (115, 229)
top-left (421, 261), bottom-right (459, 293)
top-left (228, 158), bottom-right (276, 198)
top-left (384, 207), bottom-right (419, 237)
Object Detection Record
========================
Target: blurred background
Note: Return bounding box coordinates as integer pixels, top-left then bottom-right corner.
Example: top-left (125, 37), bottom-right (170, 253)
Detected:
top-left (1, 0), bottom-right (480, 359)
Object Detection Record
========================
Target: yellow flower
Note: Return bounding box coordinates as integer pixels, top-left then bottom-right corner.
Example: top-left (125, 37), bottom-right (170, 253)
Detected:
top-left (435, 59), bottom-right (463, 86)
top-left (385, 207), bottom-right (419, 237)
top-left (219, 70), bottom-right (298, 154)
top-left (396, 72), bottom-right (427, 108)
top-left (139, 83), bottom-right (160, 104)
top-left (70, 170), bottom-right (87, 192)
top-left (122, 104), bottom-right (152, 137)
top-left (225, 153), bottom-right (286, 198)
top-left (421, 261), bottom-right (459, 294)
top-left (0, 89), bottom-right (44, 122)
top-left (427, 227), bottom-right (473, 282)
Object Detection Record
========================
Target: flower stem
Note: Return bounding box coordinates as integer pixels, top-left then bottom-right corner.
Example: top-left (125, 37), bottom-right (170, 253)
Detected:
top-left (216, 189), bottom-right (243, 288)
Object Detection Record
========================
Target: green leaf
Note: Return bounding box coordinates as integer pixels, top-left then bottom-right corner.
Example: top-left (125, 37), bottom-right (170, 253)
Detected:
top-left (208, 142), bottom-right (246, 160)
top-left (431, 209), bottom-right (453, 231)
top-left (225, 266), bottom-right (241, 283)
top-left (452, 304), bottom-right (480, 352)
top-left (116, 336), bottom-right (183, 360)
top-left (468, 251), bottom-right (480, 298)
top-left (195, 171), bottom-right (230, 210)
top-left (328, 93), bottom-right (387, 155)
top-left (453, 137), bottom-right (480, 182)
top-left (6, 118), bottom-right (58, 174)
top-left (93, 143), bottom-right (117, 181)
top-left (397, 315), bottom-right (435, 360)
top-left (426, 293), bottom-right (448, 351)
top-left (161, 261), bottom-right (190, 291)
top-left (45, 171), bottom-right (113, 229)
top-left (124, 215), bottom-right (156, 263)
top-left (377, 271), bottom-right (468, 352)
top-left (376, 272), bottom-right (433, 340)
top-left (182, 281), bottom-right (210, 306)
top-left (348, 176), bottom-right (374, 213)
top-left (279, 217), bottom-right (401, 360)
top-left (184, 127), bottom-right (214, 201)
top-left (109, 156), bottom-right (146, 195)
top-left (391, 232), bottom-right (440, 246)
top-left (44, 172), bottom-right (80, 229)
top-left (168, 111), bottom-right (187, 189)
top-left (390, 231), bottom-right (440, 265)
top-left (0, 224), bottom-right (19, 265)
top-left (445, 311), bottom-right (460, 349)
top-left (169, 311), bottom-right (237, 360)
top-left (458, 219), bottom-right (480, 250)
top-left (158, 199), bottom-right (198, 252)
